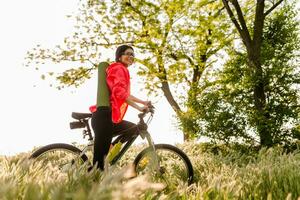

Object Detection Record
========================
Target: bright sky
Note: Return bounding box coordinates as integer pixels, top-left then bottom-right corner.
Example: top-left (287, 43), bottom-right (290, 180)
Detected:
top-left (0, 0), bottom-right (183, 156)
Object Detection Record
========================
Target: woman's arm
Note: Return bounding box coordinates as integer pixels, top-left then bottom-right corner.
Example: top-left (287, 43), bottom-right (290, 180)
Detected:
top-left (126, 94), bottom-right (150, 105)
top-left (126, 98), bottom-right (142, 111)
top-left (126, 96), bottom-right (150, 112)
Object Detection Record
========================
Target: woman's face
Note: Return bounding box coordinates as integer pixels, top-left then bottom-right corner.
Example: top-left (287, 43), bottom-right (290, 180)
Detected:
top-left (119, 48), bottom-right (134, 67)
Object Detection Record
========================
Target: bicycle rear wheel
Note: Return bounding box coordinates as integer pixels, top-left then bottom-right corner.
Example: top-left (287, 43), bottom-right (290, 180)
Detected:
top-left (30, 143), bottom-right (89, 173)
top-left (134, 144), bottom-right (194, 186)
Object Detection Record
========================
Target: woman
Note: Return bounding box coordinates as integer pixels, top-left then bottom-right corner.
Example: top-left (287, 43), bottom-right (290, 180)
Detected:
top-left (91, 45), bottom-right (150, 170)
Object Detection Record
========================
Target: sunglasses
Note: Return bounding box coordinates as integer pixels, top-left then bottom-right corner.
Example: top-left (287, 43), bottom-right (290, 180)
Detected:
top-left (122, 52), bottom-right (135, 57)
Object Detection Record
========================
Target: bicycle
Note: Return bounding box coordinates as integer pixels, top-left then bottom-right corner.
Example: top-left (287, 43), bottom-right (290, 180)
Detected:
top-left (30, 104), bottom-right (194, 185)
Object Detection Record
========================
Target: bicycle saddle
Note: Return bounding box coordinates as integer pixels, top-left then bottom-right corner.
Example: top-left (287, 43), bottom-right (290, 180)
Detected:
top-left (71, 112), bottom-right (92, 120)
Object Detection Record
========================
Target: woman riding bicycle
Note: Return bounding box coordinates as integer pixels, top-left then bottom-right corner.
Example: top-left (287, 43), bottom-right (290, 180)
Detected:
top-left (90, 45), bottom-right (151, 171)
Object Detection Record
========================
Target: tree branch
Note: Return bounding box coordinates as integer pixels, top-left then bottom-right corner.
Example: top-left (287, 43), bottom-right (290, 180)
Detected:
top-left (212, 6), bottom-right (225, 18)
top-left (86, 59), bottom-right (98, 68)
top-left (192, 65), bottom-right (201, 84)
top-left (171, 34), bottom-right (196, 67)
top-left (222, 0), bottom-right (251, 47)
top-left (125, 1), bottom-right (147, 21)
top-left (231, 0), bottom-right (252, 44)
top-left (157, 62), bottom-right (182, 113)
top-left (253, 0), bottom-right (265, 51)
top-left (65, 66), bottom-right (94, 87)
top-left (92, 41), bottom-right (135, 46)
top-left (264, 0), bottom-right (284, 17)
top-left (222, 0), bottom-right (243, 34)
top-left (161, 80), bottom-right (182, 113)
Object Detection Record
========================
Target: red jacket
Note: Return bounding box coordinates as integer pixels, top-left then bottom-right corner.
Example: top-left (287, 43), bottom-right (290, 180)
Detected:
top-left (90, 62), bottom-right (130, 123)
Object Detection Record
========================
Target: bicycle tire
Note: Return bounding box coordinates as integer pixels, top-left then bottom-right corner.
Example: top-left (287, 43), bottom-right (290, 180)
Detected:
top-left (30, 143), bottom-right (89, 170)
top-left (134, 144), bottom-right (194, 185)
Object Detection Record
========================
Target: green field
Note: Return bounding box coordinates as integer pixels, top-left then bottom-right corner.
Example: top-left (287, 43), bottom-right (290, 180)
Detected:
top-left (1, 142), bottom-right (300, 200)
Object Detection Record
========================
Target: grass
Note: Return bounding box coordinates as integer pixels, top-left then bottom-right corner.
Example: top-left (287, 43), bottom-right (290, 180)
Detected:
top-left (1, 142), bottom-right (300, 200)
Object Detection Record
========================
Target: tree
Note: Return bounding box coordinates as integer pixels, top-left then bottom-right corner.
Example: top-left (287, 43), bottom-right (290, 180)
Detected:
top-left (196, 1), bottom-right (300, 146)
top-left (25, 0), bottom-right (232, 140)
top-left (220, 0), bottom-right (292, 146)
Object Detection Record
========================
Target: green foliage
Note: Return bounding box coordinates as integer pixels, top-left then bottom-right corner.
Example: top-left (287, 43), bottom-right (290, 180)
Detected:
top-left (25, 0), bottom-right (233, 139)
top-left (261, 3), bottom-right (300, 144)
top-left (191, 2), bottom-right (300, 145)
top-left (56, 66), bottom-right (96, 89)
top-left (1, 142), bottom-right (300, 199)
top-left (25, 0), bottom-right (230, 92)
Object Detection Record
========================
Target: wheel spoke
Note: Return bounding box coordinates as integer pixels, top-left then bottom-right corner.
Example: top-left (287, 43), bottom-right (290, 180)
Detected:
top-left (33, 149), bottom-right (85, 173)
top-left (135, 146), bottom-right (192, 186)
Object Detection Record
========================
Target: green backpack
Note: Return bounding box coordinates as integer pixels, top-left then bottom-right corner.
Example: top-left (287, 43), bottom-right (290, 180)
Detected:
top-left (96, 62), bottom-right (110, 107)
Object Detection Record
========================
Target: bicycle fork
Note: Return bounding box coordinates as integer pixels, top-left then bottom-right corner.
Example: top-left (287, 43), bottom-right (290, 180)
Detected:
top-left (140, 130), bottom-right (161, 173)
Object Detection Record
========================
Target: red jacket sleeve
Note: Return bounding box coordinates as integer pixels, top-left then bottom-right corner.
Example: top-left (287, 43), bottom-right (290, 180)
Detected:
top-left (106, 66), bottom-right (130, 102)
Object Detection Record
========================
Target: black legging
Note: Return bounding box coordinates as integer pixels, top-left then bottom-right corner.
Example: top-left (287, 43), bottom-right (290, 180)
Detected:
top-left (91, 106), bottom-right (138, 170)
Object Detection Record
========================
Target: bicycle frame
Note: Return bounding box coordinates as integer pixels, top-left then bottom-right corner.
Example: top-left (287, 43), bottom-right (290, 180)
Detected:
top-left (111, 111), bottom-right (160, 169)
top-left (111, 129), bottom-right (159, 168)
top-left (73, 112), bottom-right (160, 170)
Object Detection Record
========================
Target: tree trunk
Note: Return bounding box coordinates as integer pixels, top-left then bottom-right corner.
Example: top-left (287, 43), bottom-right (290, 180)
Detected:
top-left (161, 81), bottom-right (181, 112)
top-left (248, 50), bottom-right (272, 147)
top-left (184, 133), bottom-right (191, 141)
top-left (160, 80), bottom-right (191, 141)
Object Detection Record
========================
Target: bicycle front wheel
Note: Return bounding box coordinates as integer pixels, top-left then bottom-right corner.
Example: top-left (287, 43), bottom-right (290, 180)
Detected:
top-left (134, 144), bottom-right (194, 186)
top-left (30, 143), bottom-right (89, 173)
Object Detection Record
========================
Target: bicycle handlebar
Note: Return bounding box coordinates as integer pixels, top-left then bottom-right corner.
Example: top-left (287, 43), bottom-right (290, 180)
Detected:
top-left (138, 103), bottom-right (155, 119)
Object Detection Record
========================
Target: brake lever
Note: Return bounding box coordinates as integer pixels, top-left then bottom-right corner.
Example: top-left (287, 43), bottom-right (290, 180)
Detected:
top-left (149, 105), bottom-right (155, 114)
top-left (139, 103), bottom-right (155, 116)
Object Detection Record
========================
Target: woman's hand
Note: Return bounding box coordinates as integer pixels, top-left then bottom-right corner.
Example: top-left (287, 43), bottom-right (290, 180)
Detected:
top-left (138, 105), bottom-right (150, 113)
top-left (142, 100), bottom-right (152, 106)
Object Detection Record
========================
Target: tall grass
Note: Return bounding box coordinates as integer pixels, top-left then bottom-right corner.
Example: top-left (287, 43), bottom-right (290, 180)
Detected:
top-left (1, 142), bottom-right (300, 200)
